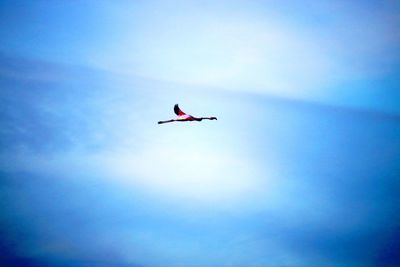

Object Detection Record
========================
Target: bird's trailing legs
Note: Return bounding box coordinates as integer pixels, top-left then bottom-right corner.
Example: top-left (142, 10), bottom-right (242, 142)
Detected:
top-left (193, 117), bottom-right (217, 121)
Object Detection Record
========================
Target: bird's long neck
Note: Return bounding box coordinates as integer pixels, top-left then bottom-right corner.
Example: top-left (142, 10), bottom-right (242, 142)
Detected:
top-left (158, 119), bottom-right (175, 124)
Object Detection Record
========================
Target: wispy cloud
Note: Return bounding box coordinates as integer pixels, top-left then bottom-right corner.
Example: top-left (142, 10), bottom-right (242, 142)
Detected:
top-left (1, 1), bottom-right (399, 112)
top-left (83, 1), bottom-right (400, 103)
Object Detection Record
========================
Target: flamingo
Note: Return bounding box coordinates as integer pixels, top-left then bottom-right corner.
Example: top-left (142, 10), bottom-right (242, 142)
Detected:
top-left (158, 104), bottom-right (217, 124)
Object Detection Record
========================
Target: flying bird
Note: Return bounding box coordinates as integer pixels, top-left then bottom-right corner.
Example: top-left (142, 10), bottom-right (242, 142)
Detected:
top-left (158, 104), bottom-right (217, 124)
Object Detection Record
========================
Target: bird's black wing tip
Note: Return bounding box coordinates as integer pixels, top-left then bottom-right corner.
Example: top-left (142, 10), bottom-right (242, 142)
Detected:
top-left (174, 104), bottom-right (180, 115)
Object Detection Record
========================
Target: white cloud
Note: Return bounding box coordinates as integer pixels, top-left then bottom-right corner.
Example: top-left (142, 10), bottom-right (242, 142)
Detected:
top-left (93, 142), bottom-right (262, 204)
top-left (1, 129), bottom-right (276, 209)
top-left (86, 0), bottom-right (399, 110)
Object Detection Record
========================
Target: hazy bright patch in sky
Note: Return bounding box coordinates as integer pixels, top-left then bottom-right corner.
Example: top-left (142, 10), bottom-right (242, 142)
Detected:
top-left (0, 1), bottom-right (400, 267)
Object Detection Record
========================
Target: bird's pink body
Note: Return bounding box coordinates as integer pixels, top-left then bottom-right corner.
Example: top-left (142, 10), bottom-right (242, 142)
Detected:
top-left (176, 114), bottom-right (194, 121)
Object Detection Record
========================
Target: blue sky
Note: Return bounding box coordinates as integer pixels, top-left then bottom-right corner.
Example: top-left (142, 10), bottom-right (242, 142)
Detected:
top-left (0, 1), bottom-right (399, 267)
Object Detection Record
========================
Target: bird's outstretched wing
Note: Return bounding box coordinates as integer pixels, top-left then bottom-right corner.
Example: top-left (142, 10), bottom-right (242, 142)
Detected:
top-left (174, 104), bottom-right (186, 116)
